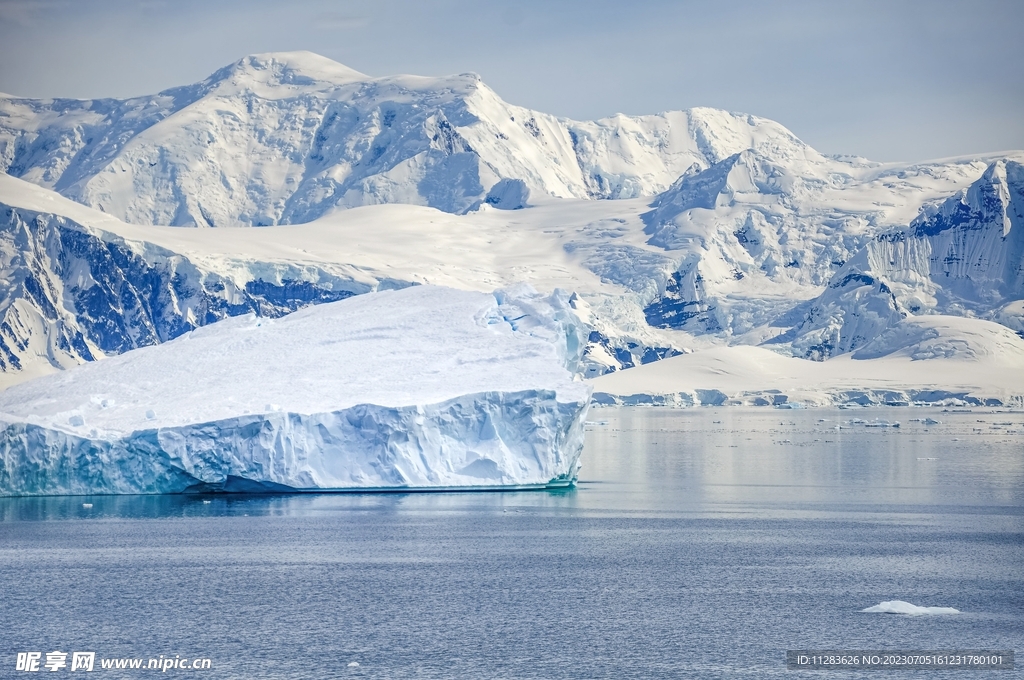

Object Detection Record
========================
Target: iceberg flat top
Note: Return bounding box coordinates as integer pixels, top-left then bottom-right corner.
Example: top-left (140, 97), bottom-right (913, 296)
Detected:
top-left (0, 285), bottom-right (590, 436)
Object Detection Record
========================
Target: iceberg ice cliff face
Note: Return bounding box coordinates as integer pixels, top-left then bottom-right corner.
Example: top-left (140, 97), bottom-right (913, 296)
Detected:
top-left (0, 285), bottom-right (591, 495)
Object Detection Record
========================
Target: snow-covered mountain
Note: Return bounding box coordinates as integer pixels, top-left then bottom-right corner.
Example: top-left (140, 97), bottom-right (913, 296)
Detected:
top-left (1, 52), bottom-right (1022, 393)
top-left (0, 51), bottom-right (832, 226)
top-left (639, 148), bottom-right (1019, 339)
top-left (591, 316), bottom-right (1024, 408)
top-left (778, 160), bottom-right (1024, 359)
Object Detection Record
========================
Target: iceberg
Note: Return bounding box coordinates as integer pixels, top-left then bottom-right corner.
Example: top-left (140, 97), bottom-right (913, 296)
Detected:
top-left (0, 285), bottom-right (592, 496)
top-left (861, 600), bottom-right (960, 616)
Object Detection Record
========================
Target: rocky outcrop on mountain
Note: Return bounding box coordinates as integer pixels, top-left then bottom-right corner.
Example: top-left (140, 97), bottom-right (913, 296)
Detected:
top-left (0, 201), bottom-right (400, 384)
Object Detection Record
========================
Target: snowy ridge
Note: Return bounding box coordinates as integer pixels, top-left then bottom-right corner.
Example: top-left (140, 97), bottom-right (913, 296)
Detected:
top-left (0, 52), bottom-right (842, 226)
top-left (639, 149), bottom-right (1022, 341)
top-left (0, 285), bottom-right (592, 495)
top-left (0, 181), bottom-right (409, 386)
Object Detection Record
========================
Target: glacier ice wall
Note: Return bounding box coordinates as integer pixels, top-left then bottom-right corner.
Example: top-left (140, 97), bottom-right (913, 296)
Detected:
top-left (0, 285), bottom-right (592, 495)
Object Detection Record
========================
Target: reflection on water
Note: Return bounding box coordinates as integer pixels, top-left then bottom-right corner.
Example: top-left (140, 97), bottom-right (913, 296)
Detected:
top-left (1, 407), bottom-right (1021, 679)
top-left (579, 407), bottom-right (1024, 511)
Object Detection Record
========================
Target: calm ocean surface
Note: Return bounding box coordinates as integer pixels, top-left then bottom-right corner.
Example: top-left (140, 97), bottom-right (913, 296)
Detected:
top-left (2, 408), bottom-right (1022, 679)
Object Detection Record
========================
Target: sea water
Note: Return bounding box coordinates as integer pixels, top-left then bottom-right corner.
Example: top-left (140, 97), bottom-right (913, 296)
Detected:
top-left (1, 408), bottom-right (1021, 678)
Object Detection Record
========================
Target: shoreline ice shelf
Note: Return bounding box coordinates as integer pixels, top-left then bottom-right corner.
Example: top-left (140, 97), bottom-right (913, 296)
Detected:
top-left (0, 285), bottom-right (592, 496)
top-left (589, 316), bottom-right (1024, 408)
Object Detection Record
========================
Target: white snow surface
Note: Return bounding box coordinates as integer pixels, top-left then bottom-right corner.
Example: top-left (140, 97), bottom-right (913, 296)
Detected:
top-left (0, 172), bottom-right (687, 387)
top-left (783, 160), bottom-right (1024, 359)
top-left (0, 285), bottom-right (592, 495)
top-left (861, 601), bottom-right (960, 616)
top-left (589, 316), bottom-right (1024, 407)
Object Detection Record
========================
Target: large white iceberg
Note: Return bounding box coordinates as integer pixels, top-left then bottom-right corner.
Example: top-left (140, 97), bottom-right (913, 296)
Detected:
top-left (0, 285), bottom-right (591, 495)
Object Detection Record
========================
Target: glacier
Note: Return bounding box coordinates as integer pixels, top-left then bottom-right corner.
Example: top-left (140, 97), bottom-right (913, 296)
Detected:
top-left (0, 285), bottom-right (592, 496)
top-left (590, 316), bottom-right (1024, 408)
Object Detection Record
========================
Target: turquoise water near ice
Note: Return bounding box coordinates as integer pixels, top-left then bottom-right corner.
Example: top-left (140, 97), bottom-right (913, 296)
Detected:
top-left (1, 408), bottom-right (1021, 678)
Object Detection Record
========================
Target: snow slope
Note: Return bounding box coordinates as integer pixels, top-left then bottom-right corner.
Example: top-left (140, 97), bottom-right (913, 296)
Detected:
top-left (590, 316), bottom-right (1024, 407)
top-left (0, 285), bottom-right (592, 495)
top-left (0, 173), bottom-right (398, 387)
top-left (0, 171), bottom-right (697, 387)
top-left (640, 151), bottom-right (1023, 338)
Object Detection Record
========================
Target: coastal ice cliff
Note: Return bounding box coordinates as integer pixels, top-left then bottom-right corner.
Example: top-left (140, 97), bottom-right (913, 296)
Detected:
top-left (0, 285), bottom-right (592, 495)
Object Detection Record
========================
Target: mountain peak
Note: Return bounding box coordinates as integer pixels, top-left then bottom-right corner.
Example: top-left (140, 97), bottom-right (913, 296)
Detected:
top-left (647, 149), bottom-right (794, 217)
top-left (200, 51), bottom-right (369, 97)
top-left (912, 159), bottom-right (1022, 238)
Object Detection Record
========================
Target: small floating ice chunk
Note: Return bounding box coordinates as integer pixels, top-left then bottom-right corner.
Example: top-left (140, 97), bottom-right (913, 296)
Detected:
top-left (861, 600), bottom-right (959, 615)
top-left (347, 662), bottom-right (360, 668)
top-left (82, 503), bottom-right (92, 508)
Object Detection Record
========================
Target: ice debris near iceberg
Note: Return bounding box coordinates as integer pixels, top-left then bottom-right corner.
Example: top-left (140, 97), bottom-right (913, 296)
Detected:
top-left (0, 285), bottom-right (592, 496)
top-left (861, 600), bottom-right (960, 616)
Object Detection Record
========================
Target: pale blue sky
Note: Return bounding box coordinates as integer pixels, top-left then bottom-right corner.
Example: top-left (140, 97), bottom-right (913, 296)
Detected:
top-left (0, 0), bottom-right (1021, 162)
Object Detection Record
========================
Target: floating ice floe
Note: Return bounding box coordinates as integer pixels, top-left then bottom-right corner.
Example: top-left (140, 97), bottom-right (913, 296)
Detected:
top-left (0, 285), bottom-right (591, 496)
top-left (861, 600), bottom-right (960, 616)
top-left (864, 419), bottom-right (900, 428)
